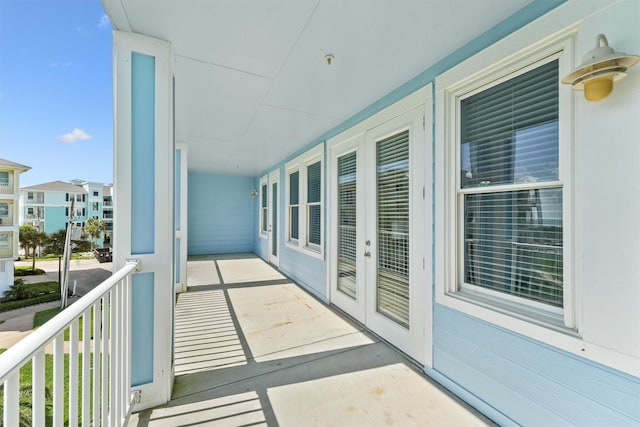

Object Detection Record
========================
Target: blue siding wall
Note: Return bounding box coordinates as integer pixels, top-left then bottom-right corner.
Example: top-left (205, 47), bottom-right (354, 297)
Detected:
top-left (188, 172), bottom-right (255, 254)
top-left (278, 246), bottom-right (327, 302)
top-left (131, 52), bottom-right (156, 255)
top-left (43, 206), bottom-right (67, 234)
top-left (432, 305), bottom-right (640, 425)
top-left (131, 272), bottom-right (154, 386)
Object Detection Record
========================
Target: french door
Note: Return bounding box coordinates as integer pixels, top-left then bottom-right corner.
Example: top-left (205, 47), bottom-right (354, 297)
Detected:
top-left (329, 106), bottom-right (428, 364)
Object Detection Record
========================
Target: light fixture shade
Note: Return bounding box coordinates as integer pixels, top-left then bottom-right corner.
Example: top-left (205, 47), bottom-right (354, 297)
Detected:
top-left (562, 34), bottom-right (639, 100)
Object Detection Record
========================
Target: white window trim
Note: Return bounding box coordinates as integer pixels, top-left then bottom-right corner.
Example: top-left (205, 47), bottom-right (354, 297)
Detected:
top-left (435, 23), bottom-right (592, 358)
top-left (285, 143), bottom-right (324, 259)
top-left (258, 175), bottom-right (268, 238)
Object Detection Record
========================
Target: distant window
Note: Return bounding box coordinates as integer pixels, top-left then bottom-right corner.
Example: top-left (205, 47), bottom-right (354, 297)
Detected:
top-left (0, 203), bottom-right (8, 217)
top-left (0, 171), bottom-right (8, 186)
top-left (285, 143), bottom-right (323, 256)
top-left (0, 233), bottom-right (9, 249)
top-left (27, 207), bottom-right (34, 215)
top-left (93, 191), bottom-right (99, 197)
top-left (29, 192), bottom-right (35, 200)
top-left (93, 202), bottom-right (99, 211)
top-left (76, 194), bottom-right (82, 202)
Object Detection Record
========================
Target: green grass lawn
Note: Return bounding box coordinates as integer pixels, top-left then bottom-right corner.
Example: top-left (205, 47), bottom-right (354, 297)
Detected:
top-left (33, 308), bottom-right (94, 341)
top-left (0, 348), bottom-right (95, 426)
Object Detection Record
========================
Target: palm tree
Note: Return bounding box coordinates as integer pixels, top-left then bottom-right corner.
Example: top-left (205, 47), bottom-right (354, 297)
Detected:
top-left (19, 224), bottom-right (38, 259)
top-left (29, 231), bottom-right (47, 270)
top-left (19, 224), bottom-right (45, 267)
top-left (84, 218), bottom-right (105, 250)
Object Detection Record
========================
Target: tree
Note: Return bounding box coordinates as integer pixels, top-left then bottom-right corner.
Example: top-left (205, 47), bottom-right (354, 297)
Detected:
top-left (44, 228), bottom-right (67, 257)
top-left (19, 224), bottom-right (46, 267)
top-left (29, 230), bottom-right (47, 270)
top-left (19, 224), bottom-right (38, 259)
top-left (84, 218), bottom-right (105, 250)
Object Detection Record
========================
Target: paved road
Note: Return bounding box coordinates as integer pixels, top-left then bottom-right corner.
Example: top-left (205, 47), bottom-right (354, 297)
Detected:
top-left (0, 258), bottom-right (113, 349)
top-left (15, 257), bottom-right (113, 297)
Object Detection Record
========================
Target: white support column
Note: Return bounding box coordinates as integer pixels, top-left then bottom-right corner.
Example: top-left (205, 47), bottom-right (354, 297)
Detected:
top-left (113, 30), bottom-right (175, 410)
top-left (175, 142), bottom-right (188, 293)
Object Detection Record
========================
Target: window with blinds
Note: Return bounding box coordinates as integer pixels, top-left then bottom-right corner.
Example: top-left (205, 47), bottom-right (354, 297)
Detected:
top-left (260, 184), bottom-right (267, 234)
top-left (377, 130), bottom-right (410, 328)
top-left (459, 58), bottom-right (563, 307)
top-left (337, 152), bottom-right (357, 299)
top-left (289, 171), bottom-right (299, 241)
top-left (307, 161), bottom-right (321, 246)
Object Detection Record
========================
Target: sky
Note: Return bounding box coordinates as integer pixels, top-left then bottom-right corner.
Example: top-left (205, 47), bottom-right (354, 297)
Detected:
top-left (0, 0), bottom-right (113, 188)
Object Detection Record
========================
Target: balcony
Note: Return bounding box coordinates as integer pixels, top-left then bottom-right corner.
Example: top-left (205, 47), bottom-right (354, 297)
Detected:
top-left (0, 215), bottom-right (14, 226)
top-left (128, 254), bottom-right (489, 426)
top-left (0, 254), bottom-right (489, 426)
top-left (0, 180), bottom-right (13, 194)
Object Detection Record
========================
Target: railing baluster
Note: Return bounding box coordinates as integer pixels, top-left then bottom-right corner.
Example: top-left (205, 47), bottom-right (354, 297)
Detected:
top-left (3, 371), bottom-right (19, 426)
top-left (101, 294), bottom-right (109, 426)
top-left (32, 350), bottom-right (46, 426)
top-left (53, 333), bottom-right (64, 427)
top-left (113, 282), bottom-right (121, 424)
top-left (124, 275), bottom-right (132, 414)
top-left (110, 286), bottom-right (118, 426)
top-left (81, 311), bottom-right (91, 427)
top-left (93, 301), bottom-right (102, 427)
top-left (69, 318), bottom-right (79, 427)
top-left (0, 261), bottom-right (138, 427)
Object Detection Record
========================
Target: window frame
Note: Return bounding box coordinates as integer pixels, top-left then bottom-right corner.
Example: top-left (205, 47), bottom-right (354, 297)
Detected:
top-left (0, 171), bottom-right (9, 186)
top-left (436, 32), bottom-right (576, 334)
top-left (285, 143), bottom-right (324, 258)
top-left (259, 176), bottom-right (268, 238)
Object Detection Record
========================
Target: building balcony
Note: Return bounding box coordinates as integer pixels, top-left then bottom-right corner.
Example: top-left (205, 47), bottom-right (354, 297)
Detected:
top-left (0, 182), bottom-right (13, 195)
top-left (0, 215), bottom-right (15, 226)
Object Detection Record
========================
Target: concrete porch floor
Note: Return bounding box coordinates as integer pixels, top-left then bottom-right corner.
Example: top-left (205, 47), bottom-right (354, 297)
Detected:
top-left (128, 253), bottom-right (493, 427)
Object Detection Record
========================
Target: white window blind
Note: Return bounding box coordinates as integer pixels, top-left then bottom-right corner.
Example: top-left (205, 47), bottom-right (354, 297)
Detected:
top-left (337, 152), bottom-right (357, 299)
top-left (260, 184), bottom-right (267, 233)
top-left (289, 171), bottom-right (299, 240)
top-left (377, 130), bottom-right (410, 328)
top-left (307, 161), bottom-right (321, 246)
top-left (460, 59), bottom-right (563, 307)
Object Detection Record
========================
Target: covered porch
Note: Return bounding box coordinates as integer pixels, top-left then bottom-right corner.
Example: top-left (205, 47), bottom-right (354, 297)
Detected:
top-left (129, 254), bottom-right (490, 426)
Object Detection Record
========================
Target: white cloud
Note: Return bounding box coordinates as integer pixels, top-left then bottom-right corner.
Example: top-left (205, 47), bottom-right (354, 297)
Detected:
top-left (49, 62), bottom-right (73, 68)
top-left (57, 128), bottom-right (92, 144)
top-left (98, 14), bottom-right (110, 29)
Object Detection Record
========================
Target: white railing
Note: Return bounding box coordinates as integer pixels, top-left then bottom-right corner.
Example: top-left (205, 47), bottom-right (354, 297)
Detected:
top-left (0, 260), bottom-right (139, 427)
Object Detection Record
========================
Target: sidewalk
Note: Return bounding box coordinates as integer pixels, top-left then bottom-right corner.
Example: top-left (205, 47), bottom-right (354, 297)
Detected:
top-left (1, 258), bottom-right (111, 350)
top-left (0, 298), bottom-right (79, 349)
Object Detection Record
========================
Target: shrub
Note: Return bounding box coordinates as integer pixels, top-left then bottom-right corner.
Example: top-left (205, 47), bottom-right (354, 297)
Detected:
top-left (14, 267), bottom-right (46, 276)
top-left (0, 294), bottom-right (61, 313)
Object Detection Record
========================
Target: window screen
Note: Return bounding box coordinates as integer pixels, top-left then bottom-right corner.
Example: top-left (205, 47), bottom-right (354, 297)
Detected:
top-left (460, 59), bottom-right (563, 307)
top-left (337, 152), bottom-right (357, 299)
top-left (289, 171), bottom-right (299, 240)
top-left (307, 161), bottom-right (321, 246)
top-left (377, 130), bottom-right (410, 328)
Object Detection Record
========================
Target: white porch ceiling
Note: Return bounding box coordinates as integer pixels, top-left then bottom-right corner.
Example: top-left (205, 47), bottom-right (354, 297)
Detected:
top-left (103, 0), bottom-right (533, 177)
